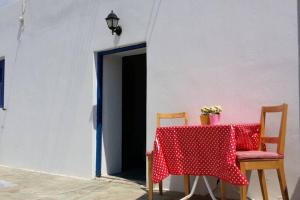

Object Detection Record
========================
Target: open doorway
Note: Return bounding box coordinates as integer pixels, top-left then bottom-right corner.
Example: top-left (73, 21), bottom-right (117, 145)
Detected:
top-left (96, 44), bottom-right (146, 183)
top-left (121, 54), bottom-right (146, 181)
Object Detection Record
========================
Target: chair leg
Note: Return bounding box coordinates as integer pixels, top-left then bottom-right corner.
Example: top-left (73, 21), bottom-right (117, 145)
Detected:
top-left (147, 154), bottom-right (153, 200)
top-left (240, 184), bottom-right (247, 200)
top-left (184, 175), bottom-right (190, 195)
top-left (277, 160), bottom-right (289, 200)
top-left (258, 169), bottom-right (269, 200)
top-left (159, 181), bottom-right (163, 195)
top-left (220, 180), bottom-right (226, 200)
top-left (239, 163), bottom-right (247, 200)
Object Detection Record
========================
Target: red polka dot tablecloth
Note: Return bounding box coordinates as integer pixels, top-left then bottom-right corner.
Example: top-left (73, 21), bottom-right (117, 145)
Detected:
top-left (234, 124), bottom-right (260, 151)
top-left (152, 123), bottom-right (260, 185)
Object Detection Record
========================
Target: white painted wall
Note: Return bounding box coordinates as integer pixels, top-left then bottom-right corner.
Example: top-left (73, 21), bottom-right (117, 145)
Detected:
top-left (0, 0), bottom-right (299, 199)
top-left (0, 0), bottom-right (152, 178)
top-left (101, 55), bottom-right (122, 175)
top-left (146, 1), bottom-right (300, 199)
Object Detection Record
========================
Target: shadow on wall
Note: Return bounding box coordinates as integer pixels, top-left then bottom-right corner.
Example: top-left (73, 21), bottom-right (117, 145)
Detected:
top-left (291, 178), bottom-right (300, 200)
top-left (298, 0), bottom-right (300, 126)
top-left (90, 105), bottom-right (97, 130)
top-left (296, 1), bottom-right (300, 199)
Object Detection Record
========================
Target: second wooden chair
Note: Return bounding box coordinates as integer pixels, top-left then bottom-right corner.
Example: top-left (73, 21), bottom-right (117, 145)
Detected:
top-left (221, 103), bottom-right (289, 200)
top-left (147, 112), bottom-right (190, 200)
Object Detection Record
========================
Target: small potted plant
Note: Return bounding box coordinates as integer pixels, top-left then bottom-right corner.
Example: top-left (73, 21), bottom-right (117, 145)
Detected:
top-left (200, 106), bottom-right (211, 125)
top-left (200, 105), bottom-right (222, 125)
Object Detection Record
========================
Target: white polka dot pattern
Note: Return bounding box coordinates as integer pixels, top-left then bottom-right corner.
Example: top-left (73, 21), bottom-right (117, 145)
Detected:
top-left (152, 124), bottom-right (260, 186)
top-left (234, 124), bottom-right (261, 151)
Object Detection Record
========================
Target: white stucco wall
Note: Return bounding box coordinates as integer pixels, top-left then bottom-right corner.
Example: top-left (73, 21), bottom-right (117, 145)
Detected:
top-left (0, 0), bottom-right (152, 178)
top-left (146, 1), bottom-right (299, 199)
top-left (0, 0), bottom-right (299, 199)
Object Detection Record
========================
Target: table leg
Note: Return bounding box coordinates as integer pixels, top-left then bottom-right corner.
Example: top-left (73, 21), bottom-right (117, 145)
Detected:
top-left (180, 176), bottom-right (199, 200)
top-left (180, 176), bottom-right (217, 200)
top-left (203, 176), bottom-right (217, 200)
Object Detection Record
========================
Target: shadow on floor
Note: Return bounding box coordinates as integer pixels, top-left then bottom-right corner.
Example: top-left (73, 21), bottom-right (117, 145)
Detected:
top-left (291, 177), bottom-right (300, 200)
top-left (110, 168), bottom-right (146, 185)
top-left (135, 190), bottom-right (240, 200)
top-left (135, 191), bottom-right (213, 200)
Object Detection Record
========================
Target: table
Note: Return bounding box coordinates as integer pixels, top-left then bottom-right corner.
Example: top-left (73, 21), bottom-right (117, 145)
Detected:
top-left (152, 123), bottom-right (260, 199)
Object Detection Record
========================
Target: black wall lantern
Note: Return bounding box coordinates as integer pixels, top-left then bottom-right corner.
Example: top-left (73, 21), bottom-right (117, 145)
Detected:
top-left (105, 10), bottom-right (122, 36)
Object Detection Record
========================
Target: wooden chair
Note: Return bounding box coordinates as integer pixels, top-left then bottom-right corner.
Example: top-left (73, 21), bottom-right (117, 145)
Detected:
top-left (147, 112), bottom-right (190, 200)
top-left (220, 103), bottom-right (289, 200)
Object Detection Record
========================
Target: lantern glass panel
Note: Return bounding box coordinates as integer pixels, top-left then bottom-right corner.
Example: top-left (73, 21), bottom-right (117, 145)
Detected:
top-left (106, 19), bottom-right (113, 28)
top-left (112, 19), bottom-right (118, 28)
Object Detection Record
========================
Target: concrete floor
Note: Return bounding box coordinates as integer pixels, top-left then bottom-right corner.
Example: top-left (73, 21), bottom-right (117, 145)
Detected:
top-left (0, 166), bottom-right (216, 200)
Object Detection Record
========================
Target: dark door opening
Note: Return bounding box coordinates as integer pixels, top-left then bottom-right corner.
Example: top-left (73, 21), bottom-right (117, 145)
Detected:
top-left (121, 53), bottom-right (146, 181)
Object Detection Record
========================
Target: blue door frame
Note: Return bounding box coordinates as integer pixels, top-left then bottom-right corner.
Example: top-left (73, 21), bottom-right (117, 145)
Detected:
top-left (95, 42), bottom-right (146, 177)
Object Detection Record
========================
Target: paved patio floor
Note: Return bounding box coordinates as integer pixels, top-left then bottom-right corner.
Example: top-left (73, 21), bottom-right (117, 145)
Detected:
top-left (0, 166), bottom-right (219, 200)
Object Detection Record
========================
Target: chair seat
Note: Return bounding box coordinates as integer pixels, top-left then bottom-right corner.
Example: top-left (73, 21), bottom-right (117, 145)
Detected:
top-left (236, 150), bottom-right (284, 160)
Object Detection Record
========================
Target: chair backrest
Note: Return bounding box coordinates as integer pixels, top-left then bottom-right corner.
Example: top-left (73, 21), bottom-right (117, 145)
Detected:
top-left (259, 103), bottom-right (288, 154)
top-left (156, 112), bottom-right (188, 128)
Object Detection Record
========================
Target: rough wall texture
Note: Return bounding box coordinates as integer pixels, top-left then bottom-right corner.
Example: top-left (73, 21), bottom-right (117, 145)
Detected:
top-left (0, 0), bottom-right (299, 199)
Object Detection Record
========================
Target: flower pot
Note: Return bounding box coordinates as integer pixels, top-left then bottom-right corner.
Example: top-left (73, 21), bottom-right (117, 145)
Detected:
top-left (209, 114), bottom-right (221, 125)
top-left (200, 114), bottom-right (210, 125)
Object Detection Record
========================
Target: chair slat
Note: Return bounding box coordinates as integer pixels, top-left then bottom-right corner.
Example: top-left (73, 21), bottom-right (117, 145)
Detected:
top-left (261, 105), bottom-right (285, 112)
top-left (261, 137), bottom-right (280, 144)
top-left (157, 112), bottom-right (187, 119)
